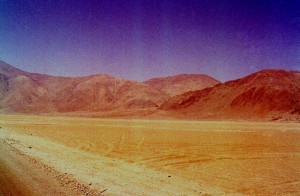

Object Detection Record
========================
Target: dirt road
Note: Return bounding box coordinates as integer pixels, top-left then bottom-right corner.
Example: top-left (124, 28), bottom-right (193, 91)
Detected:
top-left (0, 136), bottom-right (96, 196)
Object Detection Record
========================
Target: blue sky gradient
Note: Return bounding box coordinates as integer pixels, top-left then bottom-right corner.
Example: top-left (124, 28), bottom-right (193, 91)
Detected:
top-left (0, 0), bottom-right (299, 81)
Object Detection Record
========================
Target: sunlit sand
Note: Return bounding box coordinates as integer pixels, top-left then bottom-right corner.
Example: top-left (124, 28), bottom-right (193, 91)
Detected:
top-left (0, 114), bottom-right (299, 195)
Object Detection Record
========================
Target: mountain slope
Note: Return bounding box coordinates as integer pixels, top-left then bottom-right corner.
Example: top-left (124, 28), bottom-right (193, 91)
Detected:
top-left (0, 61), bottom-right (168, 114)
top-left (0, 61), bottom-right (26, 76)
top-left (144, 74), bottom-right (220, 97)
top-left (161, 69), bottom-right (300, 121)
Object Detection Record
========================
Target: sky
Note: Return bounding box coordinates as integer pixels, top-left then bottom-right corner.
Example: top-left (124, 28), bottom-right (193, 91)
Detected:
top-left (0, 0), bottom-right (299, 82)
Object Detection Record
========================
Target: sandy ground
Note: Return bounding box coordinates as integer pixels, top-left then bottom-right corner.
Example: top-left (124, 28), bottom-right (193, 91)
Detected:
top-left (0, 137), bottom-right (97, 196)
top-left (0, 114), bottom-right (300, 195)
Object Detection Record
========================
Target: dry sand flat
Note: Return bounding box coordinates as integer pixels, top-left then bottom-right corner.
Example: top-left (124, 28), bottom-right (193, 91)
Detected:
top-left (0, 136), bottom-right (96, 196)
top-left (0, 114), bottom-right (300, 195)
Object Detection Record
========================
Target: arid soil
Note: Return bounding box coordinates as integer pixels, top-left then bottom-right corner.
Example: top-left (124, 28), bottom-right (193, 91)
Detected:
top-left (0, 137), bottom-right (96, 196)
top-left (0, 114), bottom-right (300, 195)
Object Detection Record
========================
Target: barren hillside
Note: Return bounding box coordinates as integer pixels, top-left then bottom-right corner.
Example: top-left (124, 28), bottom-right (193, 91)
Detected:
top-left (145, 74), bottom-right (220, 97)
top-left (161, 69), bottom-right (300, 121)
top-left (0, 61), bottom-right (168, 114)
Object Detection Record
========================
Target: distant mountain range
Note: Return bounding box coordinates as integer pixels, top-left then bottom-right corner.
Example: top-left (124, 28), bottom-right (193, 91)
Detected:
top-left (0, 60), bottom-right (299, 122)
top-left (0, 61), bottom-right (217, 115)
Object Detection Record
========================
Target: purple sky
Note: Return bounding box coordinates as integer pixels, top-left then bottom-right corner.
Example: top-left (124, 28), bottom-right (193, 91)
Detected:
top-left (0, 0), bottom-right (299, 82)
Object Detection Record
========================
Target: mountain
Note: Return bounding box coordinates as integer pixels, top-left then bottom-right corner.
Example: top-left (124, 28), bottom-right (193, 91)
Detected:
top-left (0, 61), bottom-right (168, 114)
top-left (161, 69), bottom-right (300, 121)
top-left (144, 74), bottom-right (220, 97)
top-left (1, 61), bottom-right (299, 121)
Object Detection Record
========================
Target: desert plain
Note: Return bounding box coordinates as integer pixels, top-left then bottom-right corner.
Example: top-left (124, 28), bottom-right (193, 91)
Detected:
top-left (0, 114), bottom-right (300, 196)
